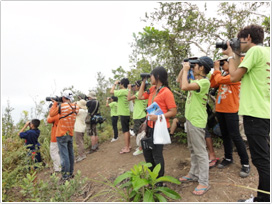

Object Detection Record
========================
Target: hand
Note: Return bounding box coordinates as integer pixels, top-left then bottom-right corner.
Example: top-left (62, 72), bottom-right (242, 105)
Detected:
top-left (114, 80), bottom-right (120, 85)
top-left (183, 62), bottom-right (190, 71)
top-left (214, 61), bottom-right (220, 71)
top-left (147, 114), bottom-right (158, 122)
top-left (25, 121), bottom-right (30, 128)
top-left (222, 41), bottom-right (234, 57)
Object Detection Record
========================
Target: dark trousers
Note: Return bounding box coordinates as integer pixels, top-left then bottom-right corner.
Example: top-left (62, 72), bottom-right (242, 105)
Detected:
top-left (143, 127), bottom-right (164, 178)
top-left (216, 112), bottom-right (249, 165)
top-left (243, 116), bottom-right (270, 202)
top-left (111, 116), bottom-right (118, 139)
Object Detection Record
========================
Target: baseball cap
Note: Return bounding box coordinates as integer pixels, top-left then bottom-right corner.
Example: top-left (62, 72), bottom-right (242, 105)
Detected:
top-left (198, 56), bottom-right (214, 74)
top-left (62, 90), bottom-right (74, 102)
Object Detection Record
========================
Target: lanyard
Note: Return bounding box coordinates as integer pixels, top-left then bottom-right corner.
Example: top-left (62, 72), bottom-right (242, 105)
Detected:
top-left (151, 86), bottom-right (164, 103)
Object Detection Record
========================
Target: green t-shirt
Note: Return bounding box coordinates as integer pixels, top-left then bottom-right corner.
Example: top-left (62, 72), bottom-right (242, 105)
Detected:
top-left (185, 78), bottom-right (210, 128)
top-left (114, 89), bottom-right (130, 116)
top-left (133, 92), bottom-right (147, 120)
top-left (238, 46), bottom-right (270, 119)
top-left (109, 102), bottom-right (118, 117)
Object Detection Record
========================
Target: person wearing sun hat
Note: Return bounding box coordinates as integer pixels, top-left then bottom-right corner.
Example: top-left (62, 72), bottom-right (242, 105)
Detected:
top-left (74, 99), bottom-right (88, 163)
top-left (86, 91), bottom-right (100, 153)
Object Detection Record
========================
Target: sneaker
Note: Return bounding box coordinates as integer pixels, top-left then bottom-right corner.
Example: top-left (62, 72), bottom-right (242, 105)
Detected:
top-left (87, 149), bottom-right (97, 154)
top-left (239, 164), bottom-right (250, 178)
top-left (217, 158), bottom-right (233, 169)
top-left (133, 149), bottom-right (143, 156)
top-left (238, 195), bottom-right (255, 202)
top-left (75, 155), bottom-right (86, 163)
top-left (130, 129), bottom-right (135, 137)
top-left (111, 138), bottom-right (118, 142)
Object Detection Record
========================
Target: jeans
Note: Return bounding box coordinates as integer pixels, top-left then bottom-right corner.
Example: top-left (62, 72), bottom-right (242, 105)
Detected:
top-left (111, 116), bottom-right (118, 139)
top-left (243, 116), bottom-right (270, 202)
top-left (57, 135), bottom-right (74, 179)
top-left (143, 127), bottom-right (164, 178)
top-left (216, 112), bottom-right (249, 165)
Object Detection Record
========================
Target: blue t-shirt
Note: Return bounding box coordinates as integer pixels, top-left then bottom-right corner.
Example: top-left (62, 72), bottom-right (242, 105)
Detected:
top-left (19, 129), bottom-right (41, 150)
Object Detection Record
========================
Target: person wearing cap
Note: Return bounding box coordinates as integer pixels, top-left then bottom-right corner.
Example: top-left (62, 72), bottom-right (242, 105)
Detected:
top-left (222, 24), bottom-right (270, 202)
top-left (86, 91), bottom-right (100, 153)
top-left (49, 90), bottom-right (79, 182)
top-left (127, 80), bottom-right (148, 156)
top-left (177, 56), bottom-right (213, 196)
top-left (74, 99), bottom-right (88, 163)
top-left (210, 57), bottom-right (250, 178)
top-left (110, 78), bottom-right (131, 154)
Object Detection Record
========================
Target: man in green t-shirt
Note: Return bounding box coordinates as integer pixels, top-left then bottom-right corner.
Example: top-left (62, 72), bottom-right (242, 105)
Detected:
top-left (222, 24), bottom-right (270, 202)
top-left (106, 96), bottom-right (119, 142)
top-left (110, 78), bottom-right (131, 154)
top-left (177, 56), bottom-right (214, 196)
top-left (127, 80), bottom-right (148, 156)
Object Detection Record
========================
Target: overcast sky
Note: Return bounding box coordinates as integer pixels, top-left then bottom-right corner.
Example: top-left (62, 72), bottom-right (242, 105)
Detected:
top-left (2, 1), bottom-right (163, 123)
top-left (2, 1), bottom-right (269, 124)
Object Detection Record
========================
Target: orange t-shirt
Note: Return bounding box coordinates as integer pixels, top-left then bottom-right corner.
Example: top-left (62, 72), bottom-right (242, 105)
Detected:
top-left (47, 114), bottom-right (59, 142)
top-left (210, 70), bottom-right (241, 113)
top-left (143, 86), bottom-right (177, 128)
top-left (50, 101), bottom-right (79, 137)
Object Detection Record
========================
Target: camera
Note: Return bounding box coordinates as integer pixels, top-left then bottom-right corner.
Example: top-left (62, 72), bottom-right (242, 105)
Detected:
top-left (216, 38), bottom-right (240, 51)
top-left (140, 73), bottom-right (151, 79)
top-left (46, 96), bottom-right (63, 102)
top-left (91, 114), bottom-right (106, 124)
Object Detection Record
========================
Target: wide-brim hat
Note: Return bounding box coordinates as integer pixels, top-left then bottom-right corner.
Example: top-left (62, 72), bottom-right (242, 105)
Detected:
top-left (87, 91), bottom-right (97, 99)
top-left (77, 99), bottom-right (87, 110)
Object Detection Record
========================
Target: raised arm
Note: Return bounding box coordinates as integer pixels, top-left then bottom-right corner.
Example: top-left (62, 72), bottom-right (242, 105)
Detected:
top-left (138, 78), bottom-right (147, 100)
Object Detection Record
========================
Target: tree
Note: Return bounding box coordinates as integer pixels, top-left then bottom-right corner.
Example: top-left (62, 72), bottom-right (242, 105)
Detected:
top-left (2, 100), bottom-right (15, 138)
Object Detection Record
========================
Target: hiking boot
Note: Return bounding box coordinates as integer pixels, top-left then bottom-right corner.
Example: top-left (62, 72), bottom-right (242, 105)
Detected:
top-left (111, 138), bottom-right (118, 142)
top-left (239, 164), bottom-right (250, 178)
top-left (217, 158), bottom-right (233, 169)
top-left (75, 155), bottom-right (86, 163)
top-left (87, 149), bottom-right (97, 154)
top-left (238, 195), bottom-right (255, 202)
top-left (133, 149), bottom-right (143, 156)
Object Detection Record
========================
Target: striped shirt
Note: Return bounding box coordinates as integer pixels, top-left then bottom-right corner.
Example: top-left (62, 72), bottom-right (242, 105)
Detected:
top-left (50, 101), bottom-right (79, 137)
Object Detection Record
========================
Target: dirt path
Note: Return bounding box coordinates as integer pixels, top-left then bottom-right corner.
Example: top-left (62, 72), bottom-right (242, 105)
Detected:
top-left (41, 134), bottom-right (258, 202)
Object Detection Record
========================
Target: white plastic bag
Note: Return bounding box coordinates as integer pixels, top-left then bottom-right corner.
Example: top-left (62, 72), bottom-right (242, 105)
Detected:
top-left (129, 101), bottom-right (134, 112)
top-left (136, 130), bottom-right (146, 146)
top-left (153, 115), bottom-right (171, 144)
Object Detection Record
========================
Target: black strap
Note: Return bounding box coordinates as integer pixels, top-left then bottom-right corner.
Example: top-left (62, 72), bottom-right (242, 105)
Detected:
top-left (59, 103), bottom-right (77, 120)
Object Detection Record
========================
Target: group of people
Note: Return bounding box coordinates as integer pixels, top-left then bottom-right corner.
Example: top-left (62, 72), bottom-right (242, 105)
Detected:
top-left (18, 24), bottom-right (269, 202)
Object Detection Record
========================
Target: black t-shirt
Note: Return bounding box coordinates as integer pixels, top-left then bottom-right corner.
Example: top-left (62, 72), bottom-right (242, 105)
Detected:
top-left (86, 99), bottom-right (99, 115)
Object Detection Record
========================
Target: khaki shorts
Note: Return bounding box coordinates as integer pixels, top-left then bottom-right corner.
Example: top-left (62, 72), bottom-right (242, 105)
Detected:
top-left (86, 123), bottom-right (97, 136)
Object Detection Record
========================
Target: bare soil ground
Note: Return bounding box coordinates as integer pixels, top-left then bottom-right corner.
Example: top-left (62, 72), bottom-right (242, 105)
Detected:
top-left (39, 134), bottom-right (258, 202)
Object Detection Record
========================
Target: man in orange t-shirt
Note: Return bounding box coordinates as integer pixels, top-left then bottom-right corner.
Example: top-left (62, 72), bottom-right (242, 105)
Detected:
top-left (47, 113), bottom-right (61, 173)
top-left (210, 59), bottom-right (250, 178)
top-left (50, 90), bottom-right (79, 181)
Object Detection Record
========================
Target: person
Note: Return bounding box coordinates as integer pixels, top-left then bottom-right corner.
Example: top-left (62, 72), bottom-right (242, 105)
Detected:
top-left (74, 99), bottom-right (88, 163)
top-left (110, 78), bottom-right (131, 154)
top-left (177, 56), bottom-right (213, 196)
top-left (222, 24), bottom-right (270, 202)
top-left (138, 66), bottom-right (177, 185)
top-left (18, 119), bottom-right (42, 167)
top-left (49, 90), bottom-right (79, 182)
top-left (106, 96), bottom-right (119, 142)
top-left (210, 58), bottom-right (250, 178)
top-left (86, 91), bottom-right (100, 153)
top-left (47, 112), bottom-right (61, 173)
top-left (127, 81), bottom-right (148, 156)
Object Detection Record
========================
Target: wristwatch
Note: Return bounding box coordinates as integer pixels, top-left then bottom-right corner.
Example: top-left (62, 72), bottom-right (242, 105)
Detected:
top-left (227, 53), bottom-right (236, 62)
top-left (227, 56), bottom-right (234, 62)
